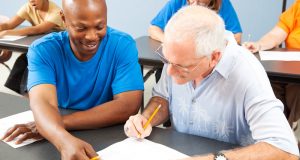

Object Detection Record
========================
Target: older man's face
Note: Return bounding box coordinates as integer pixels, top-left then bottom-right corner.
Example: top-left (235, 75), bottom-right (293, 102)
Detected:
top-left (163, 39), bottom-right (211, 85)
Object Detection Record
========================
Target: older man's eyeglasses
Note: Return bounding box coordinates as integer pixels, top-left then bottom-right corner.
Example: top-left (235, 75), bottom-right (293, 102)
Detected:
top-left (155, 45), bottom-right (204, 74)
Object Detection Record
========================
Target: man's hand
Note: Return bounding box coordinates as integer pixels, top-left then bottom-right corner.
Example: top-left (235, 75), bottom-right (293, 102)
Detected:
top-left (1, 121), bottom-right (43, 144)
top-left (59, 135), bottom-right (98, 160)
top-left (124, 114), bottom-right (152, 139)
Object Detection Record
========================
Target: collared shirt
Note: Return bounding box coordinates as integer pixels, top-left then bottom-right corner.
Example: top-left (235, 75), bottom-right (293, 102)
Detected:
top-left (153, 35), bottom-right (299, 156)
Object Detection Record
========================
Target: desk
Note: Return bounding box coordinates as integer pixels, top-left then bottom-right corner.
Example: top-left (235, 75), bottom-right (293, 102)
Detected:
top-left (136, 36), bottom-right (300, 84)
top-left (0, 92), bottom-right (237, 159)
top-left (258, 48), bottom-right (300, 84)
top-left (0, 35), bottom-right (44, 53)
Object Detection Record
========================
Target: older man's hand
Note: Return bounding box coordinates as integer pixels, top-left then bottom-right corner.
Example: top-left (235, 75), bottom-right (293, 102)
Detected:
top-left (124, 114), bottom-right (152, 139)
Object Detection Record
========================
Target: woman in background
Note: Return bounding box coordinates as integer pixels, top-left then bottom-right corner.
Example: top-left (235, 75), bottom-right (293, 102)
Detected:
top-left (0, 0), bottom-right (64, 95)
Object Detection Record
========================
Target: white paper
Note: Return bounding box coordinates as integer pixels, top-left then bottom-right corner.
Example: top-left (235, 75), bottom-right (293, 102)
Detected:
top-left (0, 35), bottom-right (26, 41)
top-left (259, 51), bottom-right (300, 61)
top-left (97, 137), bottom-right (189, 160)
top-left (0, 110), bottom-right (41, 148)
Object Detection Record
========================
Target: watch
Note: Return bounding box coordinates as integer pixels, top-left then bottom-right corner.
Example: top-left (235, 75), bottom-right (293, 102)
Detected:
top-left (213, 152), bottom-right (228, 160)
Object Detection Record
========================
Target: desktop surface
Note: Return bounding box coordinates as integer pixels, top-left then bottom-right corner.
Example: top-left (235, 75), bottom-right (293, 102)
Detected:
top-left (0, 92), bottom-right (237, 160)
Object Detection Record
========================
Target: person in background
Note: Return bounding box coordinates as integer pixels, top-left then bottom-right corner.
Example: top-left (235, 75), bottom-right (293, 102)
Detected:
top-left (0, 15), bottom-right (12, 68)
top-left (149, 0), bottom-right (242, 98)
top-left (0, 0), bottom-right (65, 95)
top-left (1, 0), bottom-right (144, 159)
top-left (125, 5), bottom-right (299, 160)
top-left (243, 0), bottom-right (300, 147)
top-left (149, 0), bottom-right (242, 44)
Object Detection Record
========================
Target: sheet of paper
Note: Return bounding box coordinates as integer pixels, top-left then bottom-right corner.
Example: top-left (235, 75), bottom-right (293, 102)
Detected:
top-left (97, 137), bottom-right (189, 160)
top-left (0, 35), bottom-right (26, 41)
top-left (0, 110), bottom-right (41, 148)
top-left (259, 51), bottom-right (300, 61)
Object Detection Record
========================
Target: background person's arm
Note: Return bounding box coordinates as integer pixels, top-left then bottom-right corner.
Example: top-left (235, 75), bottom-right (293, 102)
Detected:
top-left (148, 25), bottom-right (164, 43)
top-left (0, 21), bottom-right (58, 37)
top-left (234, 32), bottom-right (242, 45)
top-left (0, 15), bottom-right (24, 31)
top-left (243, 26), bottom-right (287, 53)
top-left (29, 84), bottom-right (98, 160)
top-left (62, 90), bottom-right (143, 130)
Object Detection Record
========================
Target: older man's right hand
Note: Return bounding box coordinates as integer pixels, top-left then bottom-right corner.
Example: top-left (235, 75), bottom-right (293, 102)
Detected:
top-left (124, 114), bottom-right (152, 139)
top-left (1, 121), bottom-right (43, 144)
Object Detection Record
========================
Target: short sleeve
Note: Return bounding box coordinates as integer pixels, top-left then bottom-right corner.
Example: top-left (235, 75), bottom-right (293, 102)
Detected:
top-left (111, 38), bottom-right (144, 95)
top-left (45, 2), bottom-right (64, 29)
top-left (16, 3), bottom-right (29, 20)
top-left (45, 11), bottom-right (62, 27)
top-left (150, 0), bottom-right (185, 31)
top-left (276, 1), bottom-right (299, 34)
top-left (152, 65), bottom-right (170, 101)
top-left (219, 0), bottom-right (242, 33)
top-left (27, 42), bottom-right (56, 91)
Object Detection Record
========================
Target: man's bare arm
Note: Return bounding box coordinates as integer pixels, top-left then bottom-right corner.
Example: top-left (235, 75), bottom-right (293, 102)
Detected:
top-left (62, 90), bottom-right (143, 130)
top-left (184, 142), bottom-right (298, 160)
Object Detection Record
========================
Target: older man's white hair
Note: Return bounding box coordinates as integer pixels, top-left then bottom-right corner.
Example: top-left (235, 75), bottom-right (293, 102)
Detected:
top-left (164, 5), bottom-right (226, 57)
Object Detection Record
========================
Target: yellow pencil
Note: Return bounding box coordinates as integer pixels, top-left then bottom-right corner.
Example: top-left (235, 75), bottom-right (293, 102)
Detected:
top-left (90, 156), bottom-right (100, 160)
top-left (143, 104), bottom-right (162, 129)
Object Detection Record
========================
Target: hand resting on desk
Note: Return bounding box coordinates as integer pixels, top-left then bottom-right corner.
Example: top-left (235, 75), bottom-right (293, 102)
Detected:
top-left (124, 114), bottom-right (152, 139)
top-left (1, 121), bottom-right (43, 144)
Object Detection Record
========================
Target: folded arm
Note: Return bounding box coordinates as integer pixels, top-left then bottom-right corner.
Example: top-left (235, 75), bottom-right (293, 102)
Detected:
top-left (148, 25), bottom-right (164, 43)
top-left (0, 20), bottom-right (58, 37)
top-left (0, 15), bottom-right (24, 31)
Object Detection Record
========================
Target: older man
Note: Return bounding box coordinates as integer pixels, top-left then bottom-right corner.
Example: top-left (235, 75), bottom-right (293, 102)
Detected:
top-left (124, 6), bottom-right (299, 160)
top-left (1, 0), bottom-right (144, 159)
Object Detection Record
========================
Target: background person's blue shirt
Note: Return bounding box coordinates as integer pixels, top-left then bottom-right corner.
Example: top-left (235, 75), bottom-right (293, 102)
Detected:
top-left (151, 0), bottom-right (242, 34)
top-left (27, 27), bottom-right (144, 110)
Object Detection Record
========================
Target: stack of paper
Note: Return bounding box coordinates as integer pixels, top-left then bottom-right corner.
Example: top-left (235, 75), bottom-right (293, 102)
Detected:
top-left (259, 51), bottom-right (300, 61)
top-left (0, 35), bottom-right (25, 41)
top-left (0, 110), bottom-right (41, 148)
top-left (98, 137), bottom-right (189, 160)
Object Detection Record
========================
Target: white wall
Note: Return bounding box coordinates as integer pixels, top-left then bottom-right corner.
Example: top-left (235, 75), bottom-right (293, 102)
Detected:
top-left (0, 0), bottom-right (295, 41)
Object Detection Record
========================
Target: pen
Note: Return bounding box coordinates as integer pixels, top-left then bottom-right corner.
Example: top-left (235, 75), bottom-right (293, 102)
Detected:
top-left (247, 34), bottom-right (251, 42)
top-left (143, 104), bottom-right (162, 130)
top-left (90, 156), bottom-right (101, 160)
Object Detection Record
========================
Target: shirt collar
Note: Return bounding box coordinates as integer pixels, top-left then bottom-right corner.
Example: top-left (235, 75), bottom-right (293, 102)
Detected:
top-left (212, 31), bottom-right (237, 79)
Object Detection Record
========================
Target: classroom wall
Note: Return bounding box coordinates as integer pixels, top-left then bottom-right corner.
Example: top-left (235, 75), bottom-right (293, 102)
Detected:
top-left (0, 0), bottom-right (295, 42)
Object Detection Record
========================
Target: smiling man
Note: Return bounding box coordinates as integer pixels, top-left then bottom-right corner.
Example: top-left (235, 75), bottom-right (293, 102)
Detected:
top-left (124, 6), bottom-right (299, 160)
top-left (1, 0), bottom-right (144, 159)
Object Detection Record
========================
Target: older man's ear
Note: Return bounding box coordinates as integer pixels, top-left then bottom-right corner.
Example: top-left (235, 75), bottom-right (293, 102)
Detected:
top-left (209, 50), bottom-right (221, 68)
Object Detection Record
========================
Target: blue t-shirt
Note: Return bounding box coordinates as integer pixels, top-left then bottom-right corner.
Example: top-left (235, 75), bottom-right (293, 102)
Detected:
top-left (27, 27), bottom-right (144, 110)
top-left (151, 0), bottom-right (242, 34)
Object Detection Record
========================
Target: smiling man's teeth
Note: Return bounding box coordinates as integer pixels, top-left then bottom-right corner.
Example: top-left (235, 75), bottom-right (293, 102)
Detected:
top-left (87, 44), bottom-right (95, 47)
